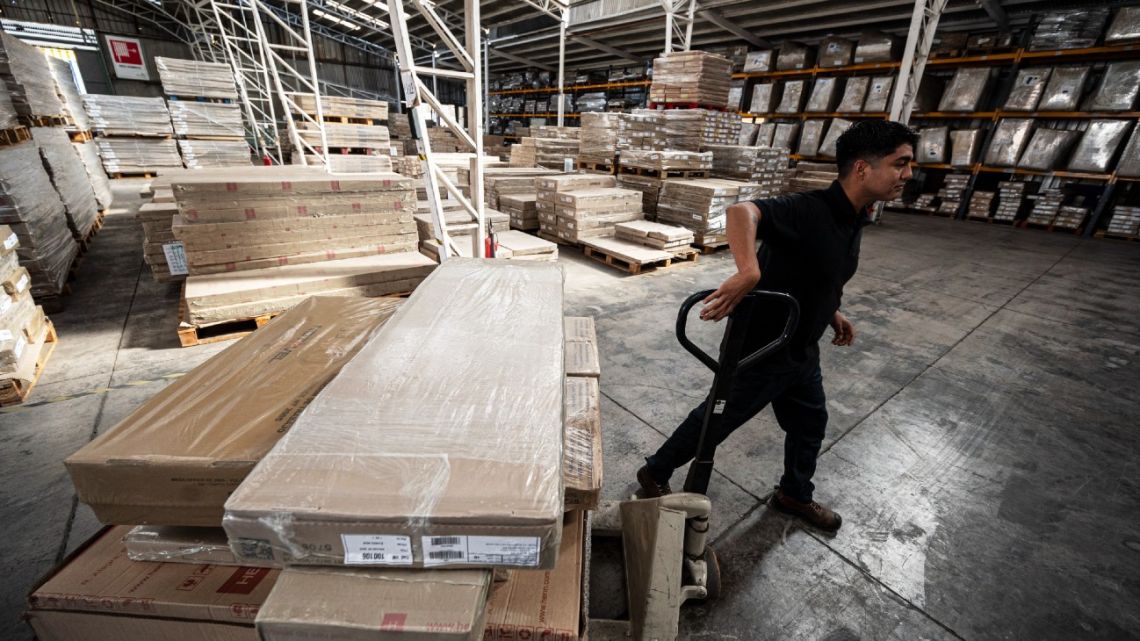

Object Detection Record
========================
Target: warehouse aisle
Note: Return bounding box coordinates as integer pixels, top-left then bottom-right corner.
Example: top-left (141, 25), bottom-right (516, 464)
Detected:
top-left (2, 186), bottom-right (1138, 640)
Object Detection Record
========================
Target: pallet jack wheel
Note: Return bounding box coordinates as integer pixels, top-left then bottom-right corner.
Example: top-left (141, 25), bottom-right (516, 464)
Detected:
top-left (704, 547), bottom-right (721, 600)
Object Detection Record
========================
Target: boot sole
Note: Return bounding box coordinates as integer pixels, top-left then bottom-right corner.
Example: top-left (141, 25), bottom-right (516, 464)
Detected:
top-left (635, 467), bottom-right (671, 499)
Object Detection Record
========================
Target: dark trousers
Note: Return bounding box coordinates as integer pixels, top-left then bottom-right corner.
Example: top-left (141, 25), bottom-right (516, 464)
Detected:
top-left (645, 360), bottom-right (828, 503)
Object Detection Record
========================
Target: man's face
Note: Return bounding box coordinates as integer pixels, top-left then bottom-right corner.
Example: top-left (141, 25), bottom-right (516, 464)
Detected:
top-left (858, 143), bottom-right (914, 201)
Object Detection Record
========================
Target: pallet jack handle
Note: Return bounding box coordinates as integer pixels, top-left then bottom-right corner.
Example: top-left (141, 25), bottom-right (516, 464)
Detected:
top-left (675, 289), bottom-right (799, 494)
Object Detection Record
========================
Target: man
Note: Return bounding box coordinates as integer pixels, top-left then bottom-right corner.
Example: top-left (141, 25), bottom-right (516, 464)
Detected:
top-left (636, 120), bottom-right (918, 533)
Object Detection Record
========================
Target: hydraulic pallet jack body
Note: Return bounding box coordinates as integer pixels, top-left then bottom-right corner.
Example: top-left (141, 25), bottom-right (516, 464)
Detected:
top-left (590, 290), bottom-right (798, 641)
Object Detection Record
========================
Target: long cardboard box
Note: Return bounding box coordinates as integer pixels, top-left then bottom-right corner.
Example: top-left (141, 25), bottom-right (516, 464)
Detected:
top-left (66, 297), bottom-right (405, 526)
top-left (257, 567), bottom-right (491, 641)
top-left (26, 526), bottom-right (277, 641)
top-left (223, 260), bottom-right (565, 570)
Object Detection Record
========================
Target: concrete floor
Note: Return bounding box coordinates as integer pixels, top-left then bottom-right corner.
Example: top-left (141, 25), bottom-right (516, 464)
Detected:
top-left (2, 179), bottom-right (1139, 640)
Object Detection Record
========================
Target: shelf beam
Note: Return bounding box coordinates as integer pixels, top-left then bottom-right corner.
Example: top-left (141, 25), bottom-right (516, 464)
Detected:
top-left (890, 0), bottom-right (948, 124)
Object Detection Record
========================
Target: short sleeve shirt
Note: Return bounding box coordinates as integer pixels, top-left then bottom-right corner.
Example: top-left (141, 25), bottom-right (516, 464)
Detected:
top-left (746, 180), bottom-right (871, 370)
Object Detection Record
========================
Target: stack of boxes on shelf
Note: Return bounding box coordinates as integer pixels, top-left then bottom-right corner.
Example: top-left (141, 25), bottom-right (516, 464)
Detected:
top-left (994, 182), bottom-right (1027, 222)
top-left (1052, 205), bottom-right (1089, 230)
top-left (1105, 205), bottom-right (1140, 237)
top-left (554, 184), bottom-right (643, 244)
top-left (705, 144), bottom-right (788, 196)
top-left (534, 126), bottom-right (580, 169)
top-left (45, 261), bottom-right (597, 640)
top-left (293, 95), bottom-right (392, 172)
top-left (620, 150), bottom-right (712, 174)
top-left (1026, 188), bottom-right (1064, 226)
top-left (937, 174), bottom-right (970, 216)
top-left (170, 168), bottom-right (434, 329)
top-left (967, 190), bottom-right (996, 220)
top-left (535, 174), bottom-right (615, 241)
top-left (577, 112), bottom-right (622, 170)
top-left (156, 57), bottom-right (251, 169)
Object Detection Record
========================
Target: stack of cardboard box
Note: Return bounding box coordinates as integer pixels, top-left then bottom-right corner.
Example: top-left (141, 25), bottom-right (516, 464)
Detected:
top-left (649, 50), bottom-right (733, 106)
top-left (1107, 204), bottom-right (1140, 237)
top-left (614, 219), bottom-right (695, 250)
top-left (500, 193), bottom-right (540, 231)
top-left (494, 230), bottom-right (559, 262)
top-left (479, 167), bottom-right (559, 209)
top-left (656, 178), bottom-right (762, 247)
top-left (170, 168), bottom-right (433, 325)
top-left (155, 57), bottom-right (239, 99)
top-left (45, 261), bottom-right (595, 641)
top-left (535, 126), bottom-right (580, 169)
top-left (578, 112), bottom-right (623, 166)
top-left (535, 173), bottom-right (618, 240)
top-left (509, 137), bottom-right (537, 167)
top-left (0, 224), bottom-right (49, 380)
top-left (555, 187), bottom-right (643, 243)
top-left (83, 95), bottom-right (183, 174)
top-left (168, 101), bottom-right (251, 169)
top-left (414, 205), bottom-right (509, 261)
top-left (617, 110), bottom-right (666, 151)
top-left (620, 149), bottom-right (712, 172)
top-left (705, 144), bottom-right (788, 197)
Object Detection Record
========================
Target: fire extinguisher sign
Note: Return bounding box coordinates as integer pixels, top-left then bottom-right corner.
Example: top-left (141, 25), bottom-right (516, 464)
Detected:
top-left (104, 35), bottom-right (149, 81)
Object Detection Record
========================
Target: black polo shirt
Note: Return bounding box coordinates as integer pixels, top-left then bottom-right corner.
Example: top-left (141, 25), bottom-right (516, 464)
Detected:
top-left (745, 180), bottom-right (871, 371)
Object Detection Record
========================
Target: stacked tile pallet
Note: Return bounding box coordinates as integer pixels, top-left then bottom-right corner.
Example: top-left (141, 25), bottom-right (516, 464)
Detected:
top-left (169, 167), bottom-right (436, 346)
top-left (83, 95), bottom-right (181, 176)
top-left (657, 178), bottom-right (763, 248)
top-left (1, 34), bottom-right (90, 311)
top-left (45, 57), bottom-right (113, 219)
top-left (292, 94), bottom-right (393, 170)
top-left (45, 261), bottom-right (602, 638)
top-left (1100, 205), bottom-right (1140, 239)
top-left (156, 57), bottom-right (251, 170)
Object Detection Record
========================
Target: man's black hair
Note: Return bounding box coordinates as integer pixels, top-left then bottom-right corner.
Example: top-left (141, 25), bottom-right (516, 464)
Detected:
top-left (835, 120), bottom-right (918, 178)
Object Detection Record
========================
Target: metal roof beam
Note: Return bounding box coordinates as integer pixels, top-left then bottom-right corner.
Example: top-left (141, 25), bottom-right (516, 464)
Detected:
top-left (977, 0), bottom-right (1010, 30)
top-left (489, 46), bottom-right (557, 72)
top-left (696, 7), bottom-right (769, 48)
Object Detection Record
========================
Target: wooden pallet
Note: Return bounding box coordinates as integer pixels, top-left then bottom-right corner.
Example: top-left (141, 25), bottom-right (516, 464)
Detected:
top-left (68, 130), bottom-right (94, 142)
top-left (0, 126), bottom-right (31, 147)
top-left (320, 114), bottom-right (386, 126)
top-left (576, 160), bottom-right (615, 174)
top-left (22, 115), bottom-right (71, 128)
top-left (694, 240), bottom-right (729, 254)
top-left (109, 172), bottom-right (158, 179)
top-left (1019, 220), bottom-right (1083, 234)
top-left (1094, 231), bottom-right (1138, 241)
top-left (167, 95), bottom-right (234, 104)
top-left (647, 101), bottom-right (731, 111)
top-left (619, 166), bottom-right (708, 179)
top-left (0, 320), bottom-right (59, 407)
top-left (582, 243), bottom-right (699, 275)
top-left (538, 230), bottom-right (576, 247)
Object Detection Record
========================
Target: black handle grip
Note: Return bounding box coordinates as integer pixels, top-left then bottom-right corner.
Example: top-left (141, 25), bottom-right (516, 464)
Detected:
top-left (675, 290), bottom-right (801, 373)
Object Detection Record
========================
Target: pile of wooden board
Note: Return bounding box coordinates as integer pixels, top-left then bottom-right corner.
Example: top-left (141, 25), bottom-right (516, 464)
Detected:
top-left (299, 121), bottom-right (390, 151)
top-left (170, 168), bottom-right (433, 326)
top-left (155, 57), bottom-right (238, 99)
top-left (295, 94), bottom-right (389, 121)
top-left (617, 173), bottom-right (665, 220)
top-left (177, 139), bottom-right (252, 169)
top-left (657, 178), bottom-right (762, 247)
top-left (705, 144), bottom-right (788, 197)
top-left (82, 95), bottom-right (174, 137)
top-left (45, 57), bottom-right (89, 132)
top-left (649, 50), bottom-right (733, 106)
top-left (167, 101), bottom-right (244, 138)
top-left (535, 127), bottom-right (580, 169)
top-left (93, 138), bottom-right (182, 175)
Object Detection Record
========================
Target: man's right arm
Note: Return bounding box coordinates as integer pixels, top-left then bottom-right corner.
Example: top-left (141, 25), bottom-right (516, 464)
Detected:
top-left (699, 201), bottom-right (762, 322)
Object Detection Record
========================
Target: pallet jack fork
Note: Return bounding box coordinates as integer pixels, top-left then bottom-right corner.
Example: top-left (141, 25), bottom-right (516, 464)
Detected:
top-left (590, 290), bottom-right (799, 641)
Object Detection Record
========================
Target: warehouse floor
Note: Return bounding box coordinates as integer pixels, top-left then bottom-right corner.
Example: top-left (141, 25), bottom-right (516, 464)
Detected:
top-left (2, 179), bottom-right (1139, 641)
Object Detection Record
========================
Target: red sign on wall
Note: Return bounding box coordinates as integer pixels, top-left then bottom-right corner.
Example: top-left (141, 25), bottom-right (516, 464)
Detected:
top-left (104, 35), bottom-right (149, 81)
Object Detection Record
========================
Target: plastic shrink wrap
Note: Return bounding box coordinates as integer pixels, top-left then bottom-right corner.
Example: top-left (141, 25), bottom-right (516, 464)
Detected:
top-left (1068, 120), bottom-right (1133, 173)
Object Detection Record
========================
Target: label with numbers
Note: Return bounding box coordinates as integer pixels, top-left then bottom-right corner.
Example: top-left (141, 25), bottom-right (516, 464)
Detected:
top-left (162, 241), bottom-right (189, 276)
top-left (422, 535), bottom-right (540, 567)
top-left (341, 534), bottom-right (412, 566)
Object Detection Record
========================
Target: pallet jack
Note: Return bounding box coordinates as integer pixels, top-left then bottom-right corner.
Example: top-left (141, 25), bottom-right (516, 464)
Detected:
top-left (590, 289), bottom-right (799, 641)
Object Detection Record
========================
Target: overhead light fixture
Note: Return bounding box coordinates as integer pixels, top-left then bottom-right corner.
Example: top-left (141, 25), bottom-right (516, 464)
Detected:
top-left (356, 0), bottom-right (391, 14)
top-left (312, 8), bottom-right (363, 31)
top-left (325, 0), bottom-right (390, 30)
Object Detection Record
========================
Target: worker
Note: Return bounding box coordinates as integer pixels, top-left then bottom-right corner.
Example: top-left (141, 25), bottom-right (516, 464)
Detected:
top-left (637, 120), bottom-right (918, 533)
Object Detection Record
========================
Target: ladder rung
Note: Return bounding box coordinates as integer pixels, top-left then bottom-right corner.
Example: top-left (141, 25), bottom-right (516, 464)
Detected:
top-left (270, 44), bottom-right (309, 52)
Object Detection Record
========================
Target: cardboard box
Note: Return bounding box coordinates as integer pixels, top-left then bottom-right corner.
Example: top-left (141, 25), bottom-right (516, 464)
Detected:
top-left (223, 260), bottom-right (566, 570)
top-left (124, 525), bottom-right (277, 567)
top-left (26, 526), bottom-right (278, 641)
top-left (563, 377), bottom-right (602, 511)
top-left (66, 296), bottom-right (405, 526)
top-left (484, 510), bottom-right (586, 640)
top-left (257, 567), bottom-right (491, 641)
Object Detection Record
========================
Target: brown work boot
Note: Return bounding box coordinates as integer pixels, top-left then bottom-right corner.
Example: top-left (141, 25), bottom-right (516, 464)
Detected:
top-left (636, 466), bottom-right (672, 499)
top-left (768, 487), bottom-right (843, 533)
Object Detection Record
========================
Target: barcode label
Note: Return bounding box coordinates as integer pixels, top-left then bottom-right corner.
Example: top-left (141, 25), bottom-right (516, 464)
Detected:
top-left (15, 274), bottom-right (28, 292)
top-left (163, 242), bottom-right (189, 276)
top-left (422, 535), bottom-right (467, 567)
top-left (342, 534), bottom-right (412, 566)
top-left (3, 233), bottom-right (16, 250)
top-left (468, 536), bottom-right (540, 568)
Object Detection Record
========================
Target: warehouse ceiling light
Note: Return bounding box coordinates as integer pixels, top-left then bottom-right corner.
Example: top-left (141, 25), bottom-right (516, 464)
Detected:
top-left (356, 0), bottom-right (391, 13)
top-left (312, 7), bottom-right (363, 31)
top-left (326, 0), bottom-right (390, 29)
